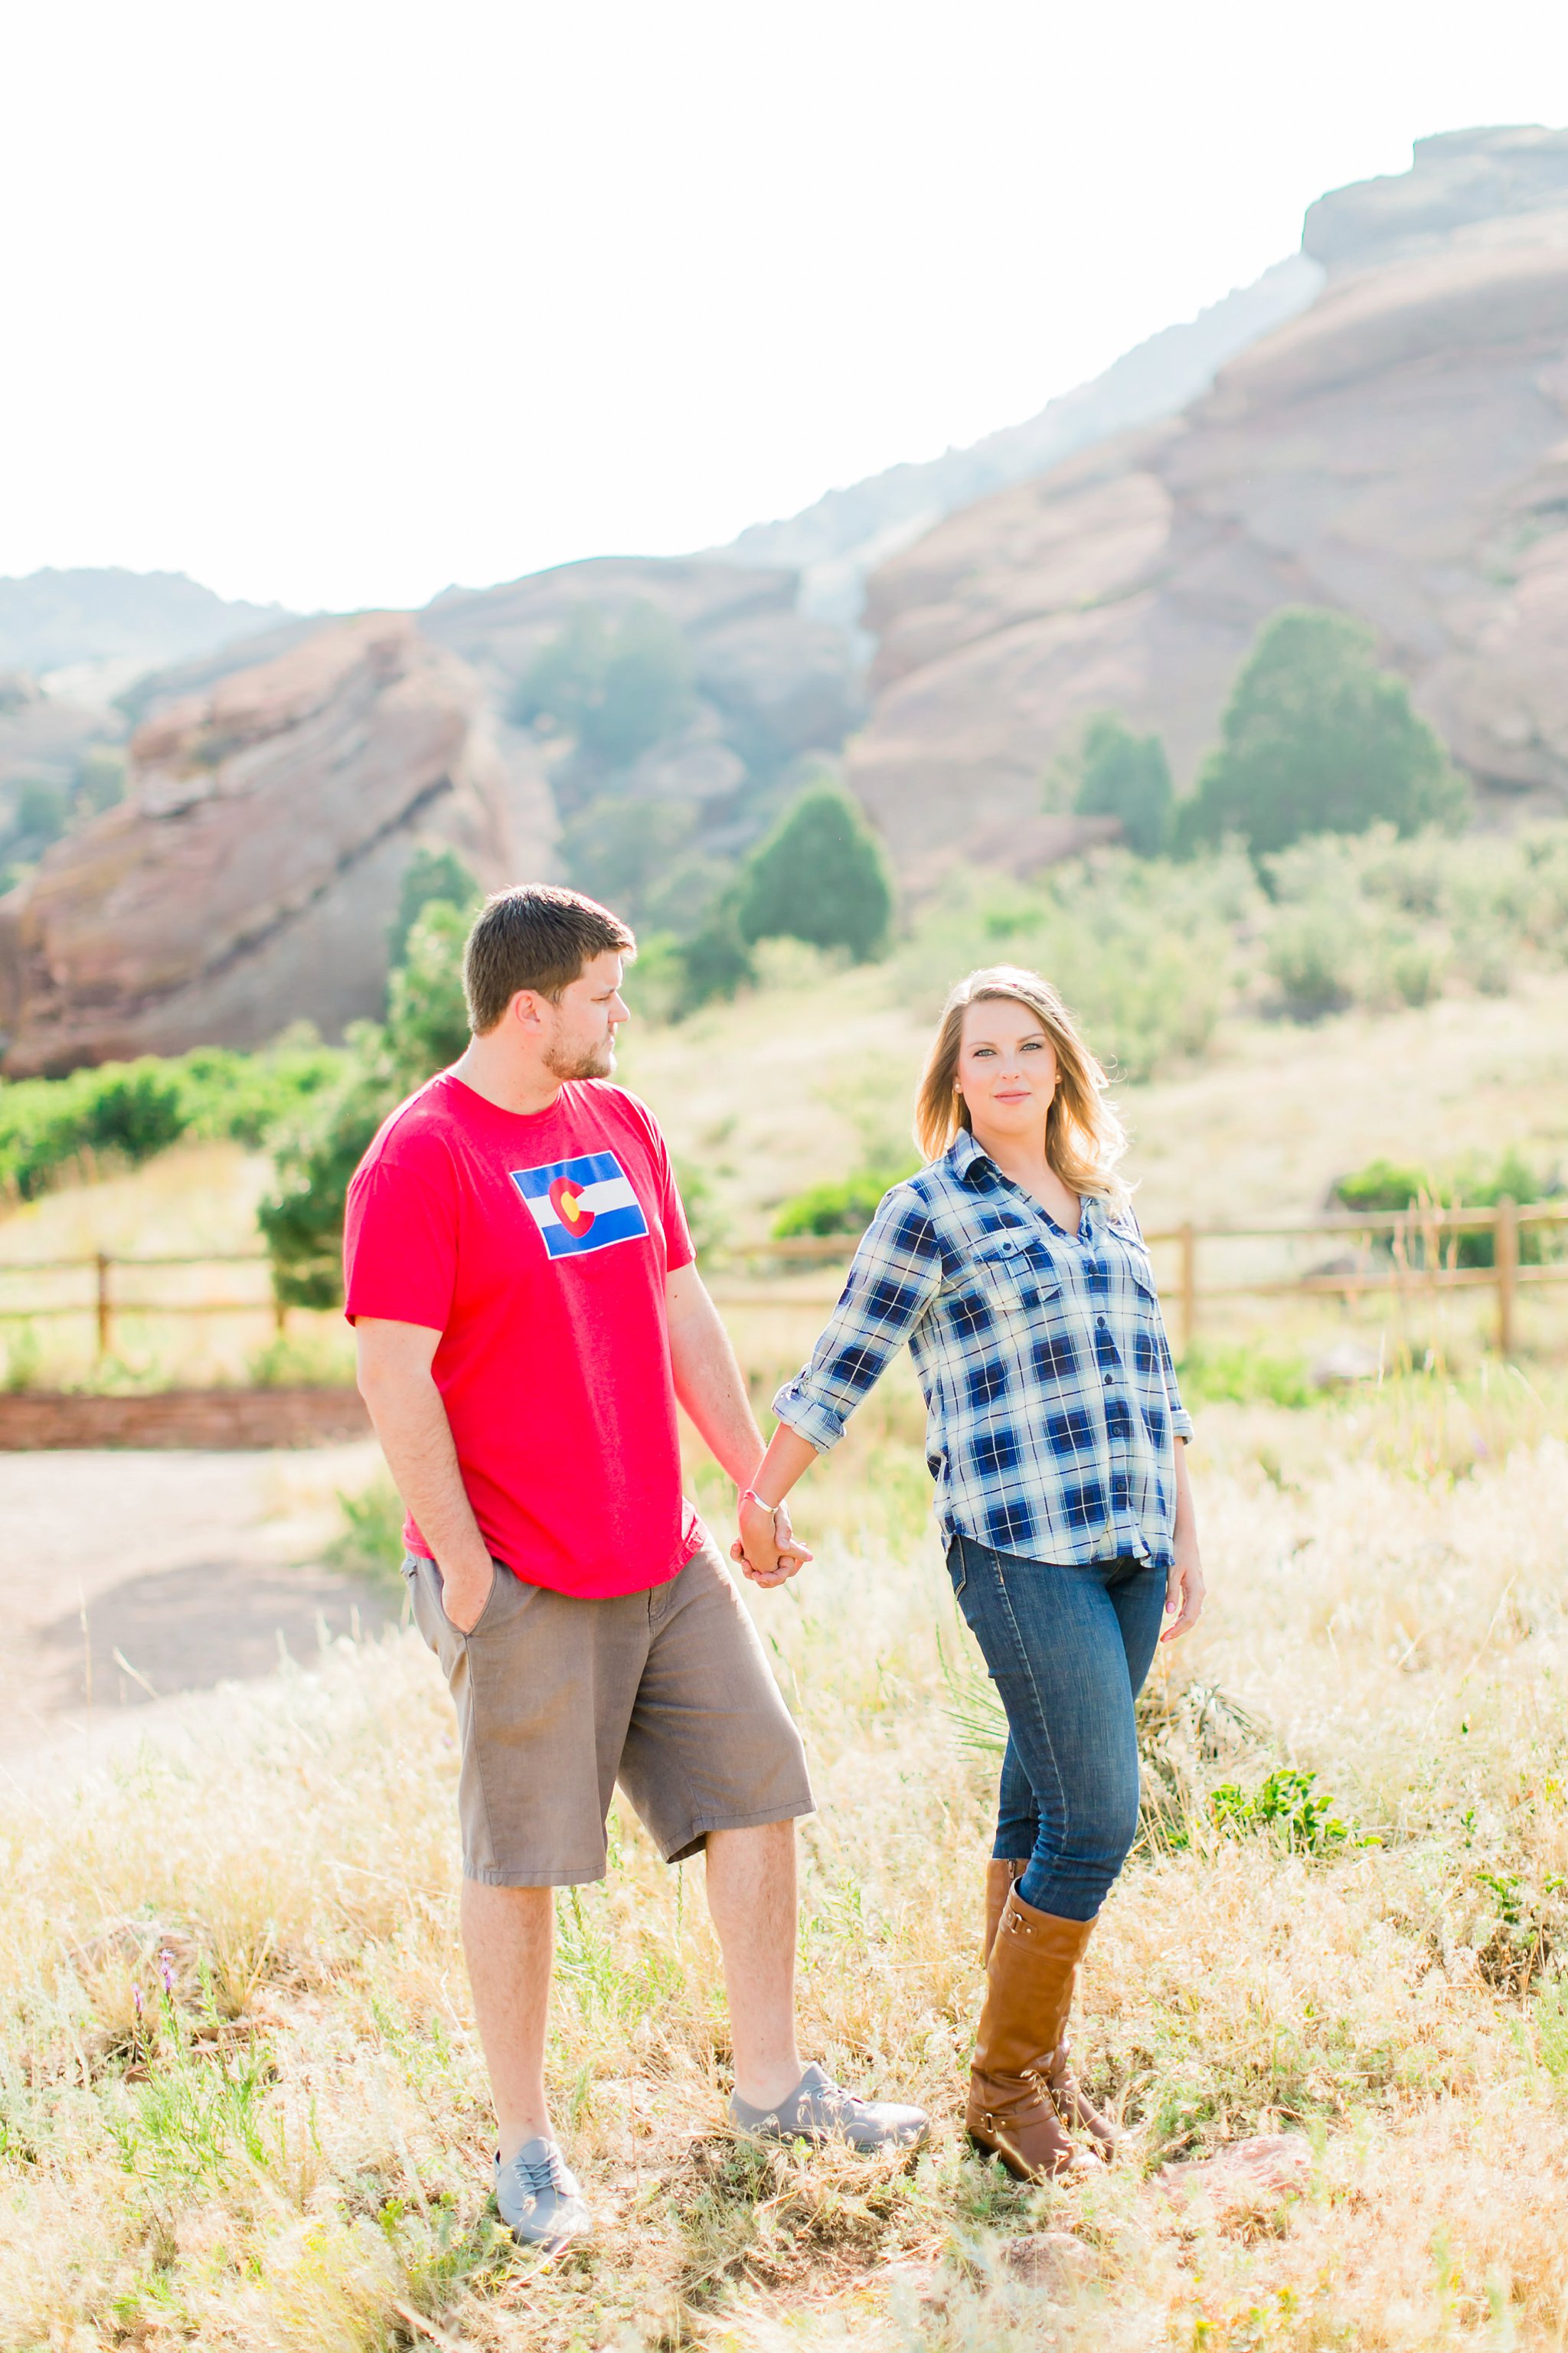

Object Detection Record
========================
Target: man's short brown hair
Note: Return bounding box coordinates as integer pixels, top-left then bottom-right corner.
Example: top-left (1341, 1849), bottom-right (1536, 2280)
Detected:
top-left (463, 885), bottom-right (635, 1034)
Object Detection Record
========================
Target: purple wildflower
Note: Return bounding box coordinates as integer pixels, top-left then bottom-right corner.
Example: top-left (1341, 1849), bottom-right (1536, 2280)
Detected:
top-left (158, 1949), bottom-right (175, 1995)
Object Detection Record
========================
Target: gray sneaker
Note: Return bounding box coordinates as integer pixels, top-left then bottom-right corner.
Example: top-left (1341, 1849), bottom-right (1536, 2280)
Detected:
top-left (493, 2137), bottom-right (593, 2248)
top-left (729, 2061), bottom-right (929, 2152)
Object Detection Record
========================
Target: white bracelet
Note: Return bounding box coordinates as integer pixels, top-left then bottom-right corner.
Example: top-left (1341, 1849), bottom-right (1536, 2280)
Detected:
top-left (740, 1486), bottom-right (782, 1515)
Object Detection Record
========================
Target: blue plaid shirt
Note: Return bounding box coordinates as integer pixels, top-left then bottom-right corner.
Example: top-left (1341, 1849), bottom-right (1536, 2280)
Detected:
top-left (773, 1130), bottom-right (1193, 1569)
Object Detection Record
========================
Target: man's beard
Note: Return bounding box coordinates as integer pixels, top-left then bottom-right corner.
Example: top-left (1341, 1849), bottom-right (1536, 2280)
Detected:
top-left (544, 1033), bottom-right (615, 1082)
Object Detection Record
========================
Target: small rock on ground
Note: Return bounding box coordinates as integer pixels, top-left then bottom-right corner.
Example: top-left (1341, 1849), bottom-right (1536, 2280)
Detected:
top-left (1309, 1338), bottom-right (1383, 1387)
top-left (998, 2230), bottom-right (1098, 2291)
top-left (1160, 2132), bottom-right (1312, 2207)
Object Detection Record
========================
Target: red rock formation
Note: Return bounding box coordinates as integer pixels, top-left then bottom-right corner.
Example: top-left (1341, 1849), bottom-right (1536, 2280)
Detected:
top-left (851, 138), bottom-right (1568, 880)
top-left (0, 614), bottom-right (549, 1075)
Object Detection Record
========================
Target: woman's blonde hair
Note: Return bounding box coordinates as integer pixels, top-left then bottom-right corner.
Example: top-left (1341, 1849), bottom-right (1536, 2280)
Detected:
top-left (913, 965), bottom-right (1129, 1206)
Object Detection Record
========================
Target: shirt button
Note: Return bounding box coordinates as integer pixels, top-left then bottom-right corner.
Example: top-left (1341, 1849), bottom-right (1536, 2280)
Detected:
top-left (1096, 1315), bottom-right (1106, 1329)
top-left (1103, 1373), bottom-right (1112, 1384)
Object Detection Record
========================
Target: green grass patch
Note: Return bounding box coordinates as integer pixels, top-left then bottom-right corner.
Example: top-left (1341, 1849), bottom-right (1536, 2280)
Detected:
top-left (772, 1163), bottom-right (917, 1239)
top-left (1176, 1340), bottom-right (1312, 1408)
top-left (328, 1473), bottom-right (408, 1593)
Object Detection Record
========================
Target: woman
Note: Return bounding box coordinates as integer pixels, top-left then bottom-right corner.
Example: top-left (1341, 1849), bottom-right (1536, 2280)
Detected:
top-left (735, 966), bottom-right (1204, 2180)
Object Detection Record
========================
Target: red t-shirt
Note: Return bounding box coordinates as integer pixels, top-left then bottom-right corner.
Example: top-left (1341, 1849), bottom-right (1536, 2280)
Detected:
top-left (342, 1073), bottom-right (701, 1599)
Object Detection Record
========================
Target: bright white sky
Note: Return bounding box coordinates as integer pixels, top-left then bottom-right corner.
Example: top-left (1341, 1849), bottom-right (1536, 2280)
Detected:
top-left (4, 0), bottom-right (1568, 614)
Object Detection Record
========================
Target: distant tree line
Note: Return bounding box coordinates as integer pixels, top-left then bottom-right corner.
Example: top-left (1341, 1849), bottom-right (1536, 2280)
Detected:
top-left (0, 744), bottom-right (126, 894)
top-left (1066, 606), bottom-right (1468, 863)
top-left (510, 598), bottom-right (894, 1012)
top-left (256, 768), bottom-right (900, 1304)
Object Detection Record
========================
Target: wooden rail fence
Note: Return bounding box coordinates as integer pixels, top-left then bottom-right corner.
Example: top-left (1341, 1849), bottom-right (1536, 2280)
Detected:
top-left (706, 1201), bottom-right (1568, 1360)
top-left (0, 1250), bottom-right (280, 1358)
top-left (1, 1203), bottom-right (1565, 1361)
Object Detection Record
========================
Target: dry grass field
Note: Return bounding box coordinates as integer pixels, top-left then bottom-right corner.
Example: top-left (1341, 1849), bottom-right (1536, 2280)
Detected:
top-left (2, 1364), bottom-right (1566, 2349)
top-left (1, 960), bottom-right (1566, 2347)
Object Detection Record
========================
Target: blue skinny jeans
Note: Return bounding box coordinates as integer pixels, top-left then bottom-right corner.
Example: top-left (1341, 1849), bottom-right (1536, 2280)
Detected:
top-left (946, 1533), bottom-right (1167, 1923)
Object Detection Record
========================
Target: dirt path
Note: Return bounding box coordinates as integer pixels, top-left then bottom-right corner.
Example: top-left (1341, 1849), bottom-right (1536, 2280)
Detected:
top-left (0, 1443), bottom-right (400, 1755)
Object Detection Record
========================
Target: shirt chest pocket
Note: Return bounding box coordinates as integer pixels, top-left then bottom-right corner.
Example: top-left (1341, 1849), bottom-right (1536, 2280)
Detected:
top-left (946, 1233), bottom-right (1062, 1326)
top-left (1116, 1243), bottom-right (1161, 1315)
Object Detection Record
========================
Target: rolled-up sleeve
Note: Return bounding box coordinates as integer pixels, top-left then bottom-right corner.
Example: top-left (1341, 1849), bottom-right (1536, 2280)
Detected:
top-left (1158, 1323), bottom-right (1194, 1443)
top-left (772, 1192), bottom-right (942, 1453)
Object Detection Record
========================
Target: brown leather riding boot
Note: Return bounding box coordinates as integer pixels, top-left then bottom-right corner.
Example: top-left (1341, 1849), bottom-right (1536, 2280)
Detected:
top-left (982, 1868), bottom-right (1120, 2155)
top-left (966, 1887), bottom-right (1100, 2181)
top-left (982, 1858), bottom-right (1027, 1963)
top-left (1044, 2031), bottom-right (1121, 2157)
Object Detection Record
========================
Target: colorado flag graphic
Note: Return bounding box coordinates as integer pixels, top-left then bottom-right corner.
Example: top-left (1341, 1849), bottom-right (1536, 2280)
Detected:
top-left (510, 1151), bottom-right (651, 1260)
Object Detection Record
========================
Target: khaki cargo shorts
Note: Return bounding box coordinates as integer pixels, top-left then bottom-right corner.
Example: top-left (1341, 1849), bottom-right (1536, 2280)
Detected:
top-left (403, 1529), bottom-right (814, 1885)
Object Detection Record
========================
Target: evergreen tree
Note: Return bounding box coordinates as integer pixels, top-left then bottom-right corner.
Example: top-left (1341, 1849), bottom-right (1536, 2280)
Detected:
top-left (385, 900), bottom-right (474, 1083)
top-left (1178, 606), bottom-right (1468, 858)
top-left (260, 901), bottom-right (475, 1309)
top-left (560, 794), bottom-right (697, 926)
top-left (511, 600), bottom-right (694, 774)
top-left (1073, 714), bottom-right (1172, 855)
top-left (256, 1051), bottom-right (397, 1309)
top-left (735, 783), bottom-right (893, 962)
top-left (387, 844), bottom-right (478, 966)
top-left (675, 895), bottom-right (756, 1011)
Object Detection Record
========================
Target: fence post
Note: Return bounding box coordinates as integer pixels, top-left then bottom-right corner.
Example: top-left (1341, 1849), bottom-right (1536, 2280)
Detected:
top-left (1178, 1221), bottom-right (1197, 1355)
top-left (96, 1252), bottom-right (112, 1358)
top-left (1495, 1196), bottom-right (1518, 1360)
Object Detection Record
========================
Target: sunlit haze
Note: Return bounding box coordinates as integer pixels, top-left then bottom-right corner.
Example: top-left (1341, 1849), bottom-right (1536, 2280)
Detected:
top-left (5, 0), bottom-right (1568, 612)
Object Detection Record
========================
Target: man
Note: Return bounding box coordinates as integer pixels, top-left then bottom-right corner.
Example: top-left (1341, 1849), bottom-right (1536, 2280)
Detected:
top-left (346, 883), bottom-right (926, 2248)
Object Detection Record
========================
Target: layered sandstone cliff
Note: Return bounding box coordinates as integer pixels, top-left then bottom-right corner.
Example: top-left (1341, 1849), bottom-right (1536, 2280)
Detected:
top-left (849, 127), bottom-right (1568, 879)
top-left (0, 614), bottom-right (548, 1075)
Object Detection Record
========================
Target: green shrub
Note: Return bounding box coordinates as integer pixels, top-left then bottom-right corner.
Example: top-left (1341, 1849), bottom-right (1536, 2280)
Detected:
top-left (896, 850), bottom-right (1246, 1082)
top-left (511, 601), bottom-right (695, 775)
top-left (1332, 1149), bottom-right (1563, 1268)
top-left (772, 1164), bottom-right (917, 1240)
top-left (387, 846), bottom-right (476, 967)
top-left (384, 901), bottom-right (473, 1085)
top-left (1073, 712), bottom-right (1173, 856)
top-left (1263, 900), bottom-right (1361, 1018)
top-left (170, 1041), bottom-right (346, 1148)
top-left (247, 1329), bottom-right (357, 1388)
top-left (621, 930), bottom-right (689, 1021)
top-left (74, 745), bottom-right (126, 815)
top-left (672, 1156), bottom-right (728, 1260)
top-left (1175, 1342), bottom-right (1311, 1410)
top-left (328, 1474), bottom-right (409, 1592)
top-left (0, 778), bottom-right (70, 865)
top-left (3, 1322), bottom-right (43, 1392)
top-left (1259, 829), bottom-right (1472, 1018)
top-left (0, 1043), bottom-right (343, 1202)
top-left (1373, 928), bottom-right (1448, 1009)
top-left (883, 822), bottom-right (1568, 1066)
top-left (559, 793), bottom-right (704, 933)
top-left (1178, 606), bottom-right (1469, 858)
top-left (260, 901), bottom-right (474, 1309)
top-left (1207, 1767), bottom-right (1374, 1855)
top-left (736, 783), bottom-right (893, 964)
top-left (257, 1047), bottom-right (395, 1310)
top-left (670, 895), bottom-right (756, 1013)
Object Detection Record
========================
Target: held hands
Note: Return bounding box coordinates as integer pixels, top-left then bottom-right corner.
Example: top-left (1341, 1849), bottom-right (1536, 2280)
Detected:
top-left (730, 1489), bottom-right (813, 1589)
